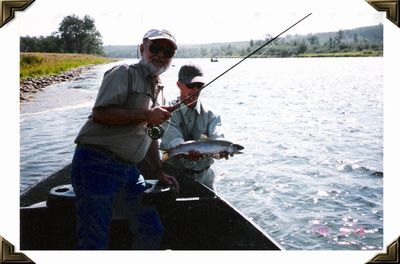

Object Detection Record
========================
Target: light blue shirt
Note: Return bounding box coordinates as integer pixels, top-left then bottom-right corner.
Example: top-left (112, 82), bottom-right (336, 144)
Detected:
top-left (160, 98), bottom-right (224, 171)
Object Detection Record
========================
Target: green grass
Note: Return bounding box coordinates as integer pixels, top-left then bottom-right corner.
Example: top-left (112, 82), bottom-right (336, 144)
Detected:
top-left (20, 52), bottom-right (118, 80)
top-left (299, 50), bottom-right (383, 58)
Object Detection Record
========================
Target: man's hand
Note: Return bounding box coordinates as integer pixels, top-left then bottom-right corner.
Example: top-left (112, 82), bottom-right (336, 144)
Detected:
top-left (160, 105), bottom-right (176, 113)
top-left (188, 150), bottom-right (203, 161)
top-left (214, 151), bottom-right (229, 160)
top-left (147, 106), bottom-right (171, 125)
top-left (155, 170), bottom-right (180, 194)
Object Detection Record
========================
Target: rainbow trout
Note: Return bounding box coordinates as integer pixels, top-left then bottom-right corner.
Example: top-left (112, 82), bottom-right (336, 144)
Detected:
top-left (162, 139), bottom-right (244, 160)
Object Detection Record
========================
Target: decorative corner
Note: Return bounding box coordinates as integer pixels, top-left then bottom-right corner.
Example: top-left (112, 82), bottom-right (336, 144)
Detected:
top-left (0, 236), bottom-right (34, 264)
top-left (366, 0), bottom-right (400, 27)
top-left (0, 0), bottom-right (35, 28)
top-left (366, 236), bottom-right (399, 264)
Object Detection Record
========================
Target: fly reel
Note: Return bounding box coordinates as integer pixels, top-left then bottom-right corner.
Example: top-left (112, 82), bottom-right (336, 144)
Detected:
top-left (146, 124), bottom-right (165, 140)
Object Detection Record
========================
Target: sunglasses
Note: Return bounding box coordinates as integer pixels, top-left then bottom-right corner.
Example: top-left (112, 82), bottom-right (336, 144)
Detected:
top-left (185, 82), bottom-right (204, 89)
top-left (148, 43), bottom-right (175, 58)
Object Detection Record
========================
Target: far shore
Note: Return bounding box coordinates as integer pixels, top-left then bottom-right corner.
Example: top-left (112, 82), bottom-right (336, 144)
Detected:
top-left (20, 52), bottom-right (118, 102)
top-left (20, 51), bottom-right (382, 102)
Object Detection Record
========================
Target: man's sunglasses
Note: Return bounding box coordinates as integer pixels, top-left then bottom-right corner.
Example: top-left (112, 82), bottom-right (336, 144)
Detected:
top-left (185, 82), bottom-right (204, 89)
top-left (148, 43), bottom-right (175, 58)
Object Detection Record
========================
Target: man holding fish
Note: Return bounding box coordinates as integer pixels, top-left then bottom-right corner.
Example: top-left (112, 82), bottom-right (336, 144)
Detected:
top-left (160, 64), bottom-right (240, 191)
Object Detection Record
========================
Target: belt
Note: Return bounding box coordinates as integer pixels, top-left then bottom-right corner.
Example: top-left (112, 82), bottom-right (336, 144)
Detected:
top-left (180, 166), bottom-right (210, 175)
top-left (77, 143), bottom-right (133, 164)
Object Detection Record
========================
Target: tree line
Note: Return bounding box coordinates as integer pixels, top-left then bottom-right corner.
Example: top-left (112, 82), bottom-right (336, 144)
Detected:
top-left (102, 24), bottom-right (383, 59)
top-left (169, 24), bottom-right (383, 58)
top-left (21, 17), bottom-right (382, 59)
top-left (20, 15), bottom-right (104, 55)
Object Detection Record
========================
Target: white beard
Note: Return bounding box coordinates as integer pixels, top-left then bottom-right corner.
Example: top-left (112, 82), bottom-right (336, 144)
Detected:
top-left (140, 59), bottom-right (170, 76)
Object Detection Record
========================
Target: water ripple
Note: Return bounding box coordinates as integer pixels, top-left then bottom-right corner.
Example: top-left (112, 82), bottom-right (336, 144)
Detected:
top-left (20, 58), bottom-right (383, 250)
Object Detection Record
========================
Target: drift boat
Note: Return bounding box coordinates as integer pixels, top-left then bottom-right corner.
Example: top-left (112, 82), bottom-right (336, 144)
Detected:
top-left (20, 164), bottom-right (281, 250)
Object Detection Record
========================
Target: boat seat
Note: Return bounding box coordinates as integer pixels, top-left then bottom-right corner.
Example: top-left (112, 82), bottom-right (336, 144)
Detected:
top-left (46, 180), bottom-right (177, 211)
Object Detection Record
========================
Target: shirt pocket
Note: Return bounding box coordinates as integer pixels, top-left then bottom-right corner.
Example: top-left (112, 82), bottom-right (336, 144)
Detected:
top-left (125, 91), bottom-right (152, 110)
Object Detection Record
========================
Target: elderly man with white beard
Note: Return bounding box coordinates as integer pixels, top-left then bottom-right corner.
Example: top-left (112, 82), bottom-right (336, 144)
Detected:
top-left (71, 29), bottom-right (179, 249)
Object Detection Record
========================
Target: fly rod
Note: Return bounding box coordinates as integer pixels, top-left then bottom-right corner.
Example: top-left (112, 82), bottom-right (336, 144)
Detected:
top-left (146, 12), bottom-right (312, 140)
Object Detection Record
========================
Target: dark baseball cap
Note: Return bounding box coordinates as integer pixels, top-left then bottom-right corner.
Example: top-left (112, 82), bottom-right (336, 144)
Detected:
top-left (178, 64), bottom-right (205, 84)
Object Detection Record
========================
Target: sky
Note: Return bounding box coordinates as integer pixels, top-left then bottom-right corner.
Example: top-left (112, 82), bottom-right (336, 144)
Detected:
top-left (1, 0), bottom-right (400, 264)
top-left (18, 0), bottom-right (383, 45)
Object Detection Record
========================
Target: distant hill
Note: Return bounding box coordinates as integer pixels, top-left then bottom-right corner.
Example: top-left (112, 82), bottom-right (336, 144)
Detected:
top-left (103, 45), bottom-right (139, 59)
top-left (284, 24), bottom-right (383, 44)
top-left (103, 24), bottom-right (383, 58)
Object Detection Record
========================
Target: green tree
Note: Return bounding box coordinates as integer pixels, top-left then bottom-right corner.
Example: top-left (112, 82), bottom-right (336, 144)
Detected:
top-left (328, 37), bottom-right (334, 51)
top-left (334, 30), bottom-right (344, 47)
top-left (249, 39), bottom-right (254, 47)
top-left (353, 33), bottom-right (358, 43)
top-left (20, 36), bottom-right (40, 52)
top-left (81, 15), bottom-right (104, 54)
top-left (296, 40), bottom-right (307, 55)
top-left (200, 47), bottom-right (208, 57)
top-left (40, 34), bottom-right (63, 52)
top-left (264, 34), bottom-right (273, 42)
top-left (307, 35), bottom-right (319, 45)
top-left (58, 14), bottom-right (103, 55)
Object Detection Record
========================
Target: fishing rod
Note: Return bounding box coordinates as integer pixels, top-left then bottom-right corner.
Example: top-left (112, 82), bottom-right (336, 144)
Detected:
top-left (146, 12), bottom-right (312, 140)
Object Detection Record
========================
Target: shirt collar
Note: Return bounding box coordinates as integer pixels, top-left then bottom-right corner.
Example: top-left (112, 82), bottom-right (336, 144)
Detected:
top-left (178, 97), bottom-right (202, 115)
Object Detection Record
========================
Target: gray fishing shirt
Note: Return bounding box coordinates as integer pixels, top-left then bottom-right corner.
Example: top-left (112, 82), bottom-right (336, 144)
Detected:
top-left (160, 99), bottom-right (224, 171)
top-left (74, 62), bottom-right (163, 164)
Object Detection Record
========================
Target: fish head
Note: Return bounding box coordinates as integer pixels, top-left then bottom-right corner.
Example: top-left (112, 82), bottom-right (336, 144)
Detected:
top-left (227, 144), bottom-right (244, 154)
top-left (233, 144), bottom-right (244, 151)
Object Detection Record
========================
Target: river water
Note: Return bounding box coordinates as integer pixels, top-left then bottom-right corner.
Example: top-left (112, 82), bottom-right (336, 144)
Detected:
top-left (20, 57), bottom-right (383, 250)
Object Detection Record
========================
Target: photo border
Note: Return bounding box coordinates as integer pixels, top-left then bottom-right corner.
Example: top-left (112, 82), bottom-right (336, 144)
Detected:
top-left (0, 0), bottom-right (35, 28)
top-left (0, 0), bottom-right (398, 263)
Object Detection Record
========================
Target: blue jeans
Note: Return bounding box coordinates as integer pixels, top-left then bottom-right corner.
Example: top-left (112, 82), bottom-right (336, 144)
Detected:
top-left (71, 145), bottom-right (163, 249)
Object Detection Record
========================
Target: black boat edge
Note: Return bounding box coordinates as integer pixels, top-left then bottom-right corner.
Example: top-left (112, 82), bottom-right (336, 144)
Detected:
top-left (20, 164), bottom-right (282, 250)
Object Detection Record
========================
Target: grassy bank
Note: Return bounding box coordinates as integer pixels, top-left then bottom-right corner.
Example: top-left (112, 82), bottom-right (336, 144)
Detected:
top-left (20, 52), bottom-right (118, 80)
top-left (299, 50), bottom-right (383, 58)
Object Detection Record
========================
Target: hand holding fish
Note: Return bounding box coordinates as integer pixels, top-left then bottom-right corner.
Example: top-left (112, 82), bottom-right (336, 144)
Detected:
top-left (216, 151), bottom-right (230, 160)
top-left (188, 150), bottom-right (230, 161)
top-left (188, 150), bottom-right (202, 161)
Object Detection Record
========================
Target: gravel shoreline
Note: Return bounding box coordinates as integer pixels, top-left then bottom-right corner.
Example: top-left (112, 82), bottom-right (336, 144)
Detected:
top-left (20, 65), bottom-right (94, 102)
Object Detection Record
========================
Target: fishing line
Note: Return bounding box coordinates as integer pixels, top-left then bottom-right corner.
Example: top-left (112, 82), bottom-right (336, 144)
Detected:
top-left (147, 99), bottom-right (197, 140)
top-left (146, 13), bottom-right (312, 140)
top-left (254, 41), bottom-right (274, 58)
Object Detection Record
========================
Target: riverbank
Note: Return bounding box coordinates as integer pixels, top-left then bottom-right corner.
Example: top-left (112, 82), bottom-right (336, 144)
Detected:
top-left (20, 52), bottom-right (117, 102)
top-left (299, 50), bottom-right (383, 58)
top-left (20, 65), bottom-right (96, 101)
top-left (213, 50), bottom-right (383, 59)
